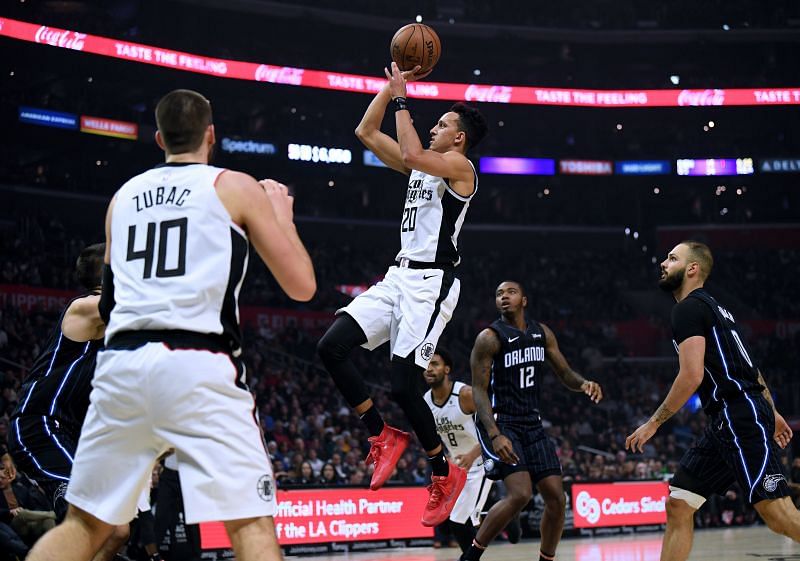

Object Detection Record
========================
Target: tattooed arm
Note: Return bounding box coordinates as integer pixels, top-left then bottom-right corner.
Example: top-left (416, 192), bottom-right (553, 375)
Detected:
top-left (626, 335), bottom-right (705, 453)
top-left (470, 328), bottom-right (519, 465)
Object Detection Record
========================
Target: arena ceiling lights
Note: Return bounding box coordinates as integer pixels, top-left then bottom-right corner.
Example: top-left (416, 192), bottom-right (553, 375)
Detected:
top-left (4, 17), bottom-right (800, 109)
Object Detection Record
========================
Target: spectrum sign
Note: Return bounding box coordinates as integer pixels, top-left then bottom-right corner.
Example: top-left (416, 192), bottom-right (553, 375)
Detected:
top-left (676, 158), bottom-right (754, 176)
top-left (199, 487), bottom-right (432, 548)
top-left (572, 482), bottom-right (668, 528)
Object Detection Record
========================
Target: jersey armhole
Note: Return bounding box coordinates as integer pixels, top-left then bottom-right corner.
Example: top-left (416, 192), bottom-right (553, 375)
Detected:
top-left (456, 385), bottom-right (472, 416)
top-left (212, 169), bottom-right (248, 238)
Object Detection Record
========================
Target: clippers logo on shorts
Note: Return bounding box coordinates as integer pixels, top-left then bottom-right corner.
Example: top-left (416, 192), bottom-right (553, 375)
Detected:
top-left (763, 474), bottom-right (786, 492)
top-left (420, 342), bottom-right (435, 361)
top-left (257, 474), bottom-right (274, 502)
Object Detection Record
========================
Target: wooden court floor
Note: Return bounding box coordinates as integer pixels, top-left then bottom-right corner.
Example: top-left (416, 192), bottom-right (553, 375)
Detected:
top-left (292, 526), bottom-right (800, 561)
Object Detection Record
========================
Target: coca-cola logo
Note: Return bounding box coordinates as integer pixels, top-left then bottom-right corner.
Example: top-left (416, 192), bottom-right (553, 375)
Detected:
top-left (35, 26), bottom-right (87, 51)
top-left (677, 89), bottom-right (725, 106)
top-left (464, 84), bottom-right (512, 103)
top-left (255, 65), bottom-right (304, 86)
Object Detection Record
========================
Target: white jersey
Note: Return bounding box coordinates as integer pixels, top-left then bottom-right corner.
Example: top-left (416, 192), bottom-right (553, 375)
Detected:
top-left (107, 163), bottom-right (249, 349)
top-left (424, 381), bottom-right (482, 474)
top-left (396, 160), bottom-right (477, 265)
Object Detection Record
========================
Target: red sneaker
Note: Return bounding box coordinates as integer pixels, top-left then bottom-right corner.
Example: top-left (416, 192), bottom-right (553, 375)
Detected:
top-left (421, 462), bottom-right (467, 527)
top-left (365, 424), bottom-right (410, 490)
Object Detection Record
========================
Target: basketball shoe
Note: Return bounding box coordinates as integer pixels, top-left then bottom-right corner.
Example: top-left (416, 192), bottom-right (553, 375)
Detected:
top-left (421, 461), bottom-right (467, 527)
top-left (366, 424), bottom-right (410, 490)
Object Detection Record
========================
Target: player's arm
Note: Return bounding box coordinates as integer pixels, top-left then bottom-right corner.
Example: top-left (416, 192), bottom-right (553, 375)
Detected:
top-left (354, 83), bottom-right (410, 175)
top-left (458, 384), bottom-right (477, 414)
top-left (626, 336), bottom-right (705, 453)
top-left (470, 328), bottom-right (519, 465)
top-left (540, 323), bottom-right (602, 403)
top-left (385, 63), bottom-right (475, 195)
top-left (757, 368), bottom-right (793, 448)
top-left (216, 171), bottom-right (316, 302)
top-left (98, 194), bottom-right (116, 324)
top-left (62, 295), bottom-right (105, 342)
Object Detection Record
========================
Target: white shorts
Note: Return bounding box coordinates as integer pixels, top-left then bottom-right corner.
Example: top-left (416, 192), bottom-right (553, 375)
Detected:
top-left (338, 265), bottom-right (460, 368)
top-left (450, 468), bottom-right (492, 525)
top-left (66, 343), bottom-right (276, 525)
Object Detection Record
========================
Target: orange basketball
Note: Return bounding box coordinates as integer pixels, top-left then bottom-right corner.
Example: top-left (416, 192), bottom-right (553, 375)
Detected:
top-left (389, 23), bottom-right (441, 75)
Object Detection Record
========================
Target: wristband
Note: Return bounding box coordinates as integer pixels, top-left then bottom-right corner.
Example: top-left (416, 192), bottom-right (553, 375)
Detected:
top-left (391, 96), bottom-right (408, 112)
top-left (490, 433), bottom-right (502, 441)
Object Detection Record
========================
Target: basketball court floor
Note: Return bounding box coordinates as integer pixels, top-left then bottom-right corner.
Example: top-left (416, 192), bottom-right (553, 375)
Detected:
top-left (295, 526), bottom-right (799, 561)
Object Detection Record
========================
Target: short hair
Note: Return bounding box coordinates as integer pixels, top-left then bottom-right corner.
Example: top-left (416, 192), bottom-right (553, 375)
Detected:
top-left (76, 243), bottom-right (105, 290)
top-left (498, 280), bottom-right (526, 297)
top-left (434, 347), bottom-right (453, 370)
top-left (450, 102), bottom-right (488, 151)
top-left (155, 89), bottom-right (213, 154)
top-left (680, 240), bottom-right (714, 280)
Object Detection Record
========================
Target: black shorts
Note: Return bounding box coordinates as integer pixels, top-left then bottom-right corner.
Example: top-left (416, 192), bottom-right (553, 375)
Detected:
top-left (8, 415), bottom-right (77, 519)
top-left (671, 394), bottom-right (789, 505)
top-left (477, 420), bottom-right (561, 483)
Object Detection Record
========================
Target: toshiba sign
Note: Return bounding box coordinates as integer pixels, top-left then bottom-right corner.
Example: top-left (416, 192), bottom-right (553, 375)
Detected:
top-left (572, 482), bottom-right (668, 528)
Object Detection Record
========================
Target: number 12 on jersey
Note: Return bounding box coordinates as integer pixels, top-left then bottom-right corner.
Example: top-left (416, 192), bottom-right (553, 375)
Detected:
top-left (519, 366), bottom-right (535, 388)
top-left (126, 218), bottom-right (188, 279)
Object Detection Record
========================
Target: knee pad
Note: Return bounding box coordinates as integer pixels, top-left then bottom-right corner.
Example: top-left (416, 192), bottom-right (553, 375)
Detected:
top-left (669, 485), bottom-right (706, 510)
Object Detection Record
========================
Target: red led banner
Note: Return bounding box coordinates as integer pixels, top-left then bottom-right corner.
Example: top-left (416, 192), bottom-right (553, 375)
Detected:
top-left (199, 487), bottom-right (433, 548)
top-left (572, 482), bottom-right (668, 528)
top-left (3, 17), bottom-right (800, 107)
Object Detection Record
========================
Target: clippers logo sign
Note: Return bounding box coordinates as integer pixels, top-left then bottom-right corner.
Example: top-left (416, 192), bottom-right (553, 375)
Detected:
top-left (572, 482), bottom-right (668, 528)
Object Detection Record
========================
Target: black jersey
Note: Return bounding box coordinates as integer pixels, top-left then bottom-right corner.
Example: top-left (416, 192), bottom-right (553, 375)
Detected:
top-left (12, 293), bottom-right (103, 431)
top-left (487, 317), bottom-right (547, 423)
top-left (671, 288), bottom-right (762, 414)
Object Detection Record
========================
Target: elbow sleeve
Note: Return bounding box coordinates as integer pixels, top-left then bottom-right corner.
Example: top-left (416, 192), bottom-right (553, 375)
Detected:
top-left (98, 264), bottom-right (115, 324)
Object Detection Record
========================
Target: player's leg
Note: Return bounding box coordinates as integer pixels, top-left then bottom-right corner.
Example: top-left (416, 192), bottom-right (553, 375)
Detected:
top-left (27, 504), bottom-right (115, 561)
top-left (754, 496), bottom-right (800, 541)
top-left (91, 524), bottom-right (130, 561)
top-left (661, 493), bottom-right (699, 561)
top-left (450, 473), bottom-right (491, 552)
top-left (536, 475), bottom-right (566, 560)
top-left (318, 279), bottom-right (394, 437)
top-left (225, 516), bottom-right (283, 561)
top-left (464, 470), bottom-right (532, 560)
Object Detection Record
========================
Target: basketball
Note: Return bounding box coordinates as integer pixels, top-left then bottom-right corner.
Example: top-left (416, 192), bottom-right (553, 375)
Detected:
top-left (389, 23), bottom-right (441, 75)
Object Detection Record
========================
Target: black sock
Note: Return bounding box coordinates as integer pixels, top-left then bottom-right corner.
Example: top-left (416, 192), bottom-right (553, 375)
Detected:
top-left (360, 407), bottom-right (385, 437)
top-left (450, 520), bottom-right (475, 553)
top-left (428, 451), bottom-right (449, 477)
top-left (539, 550), bottom-right (555, 561)
top-left (462, 541), bottom-right (486, 561)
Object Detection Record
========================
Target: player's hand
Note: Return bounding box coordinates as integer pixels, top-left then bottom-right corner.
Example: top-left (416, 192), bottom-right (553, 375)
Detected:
top-left (259, 179), bottom-right (294, 225)
top-left (625, 421), bottom-right (658, 453)
top-left (581, 380), bottom-right (603, 403)
top-left (384, 61), bottom-right (410, 99)
top-left (454, 452), bottom-right (477, 470)
top-left (774, 411), bottom-right (793, 449)
top-left (492, 435), bottom-right (520, 465)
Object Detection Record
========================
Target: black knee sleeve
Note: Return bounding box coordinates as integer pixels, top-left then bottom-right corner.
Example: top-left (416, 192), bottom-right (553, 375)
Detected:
top-left (389, 356), bottom-right (441, 451)
top-left (317, 315), bottom-right (370, 408)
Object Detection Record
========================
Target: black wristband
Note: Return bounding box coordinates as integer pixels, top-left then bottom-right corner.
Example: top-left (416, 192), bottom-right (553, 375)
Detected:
top-left (490, 433), bottom-right (502, 441)
top-left (391, 96), bottom-right (408, 112)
